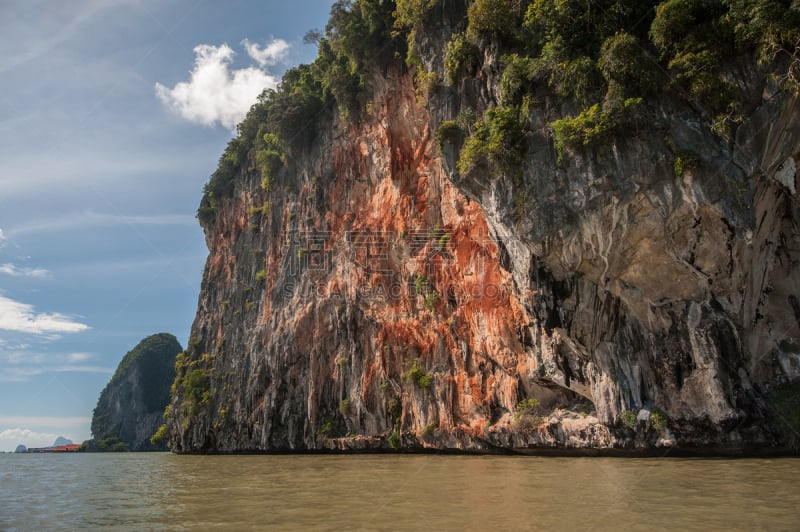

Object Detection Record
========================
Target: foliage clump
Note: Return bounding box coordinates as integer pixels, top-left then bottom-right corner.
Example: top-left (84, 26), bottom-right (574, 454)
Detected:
top-left (404, 359), bottom-right (433, 388)
top-left (181, 368), bottom-right (212, 409)
top-left (440, 0), bottom-right (800, 173)
top-left (551, 104), bottom-right (610, 158)
top-left (318, 418), bottom-right (335, 437)
top-left (169, 351), bottom-right (219, 426)
top-left (513, 398), bottom-right (541, 432)
top-left (387, 396), bottom-right (403, 448)
top-left (256, 133), bottom-right (285, 191)
top-left (650, 407), bottom-right (668, 432)
top-left (93, 437), bottom-right (130, 452)
top-left (394, 0), bottom-right (437, 66)
top-left (673, 149), bottom-right (701, 178)
top-left (339, 397), bottom-right (352, 415)
top-left (420, 421), bottom-right (438, 438)
top-left (458, 105), bottom-right (526, 177)
top-left (150, 424), bottom-right (169, 446)
top-left (435, 119), bottom-right (463, 148)
top-left (622, 410), bottom-right (638, 430)
top-left (424, 291), bottom-right (439, 311)
top-left (445, 32), bottom-right (479, 84)
top-left (598, 32), bottom-right (660, 95)
top-left (466, 0), bottom-right (518, 44)
top-left (389, 423), bottom-right (401, 448)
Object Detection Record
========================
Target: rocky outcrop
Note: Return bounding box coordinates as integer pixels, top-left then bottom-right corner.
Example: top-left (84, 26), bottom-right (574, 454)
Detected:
top-left (169, 1), bottom-right (800, 454)
top-left (91, 333), bottom-right (181, 451)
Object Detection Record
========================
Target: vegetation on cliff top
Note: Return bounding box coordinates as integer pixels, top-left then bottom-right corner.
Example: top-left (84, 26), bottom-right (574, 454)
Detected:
top-left (440, 0), bottom-right (800, 171)
top-left (198, 0), bottom-right (800, 225)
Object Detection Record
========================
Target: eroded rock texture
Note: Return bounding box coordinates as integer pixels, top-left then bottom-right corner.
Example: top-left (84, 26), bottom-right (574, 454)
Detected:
top-left (169, 4), bottom-right (800, 453)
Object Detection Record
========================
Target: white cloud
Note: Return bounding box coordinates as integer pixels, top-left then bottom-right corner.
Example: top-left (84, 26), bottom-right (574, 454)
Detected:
top-left (0, 416), bottom-right (92, 451)
top-left (0, 228), bottom-right (5, 240)
top-left (0, 365), bottom-right (113, 382)
top-left (0, 428), bottom-right (60, 450)
top-left (0, 294), bottom-right (89, 335)
top-left (0, 263), bottom-right (50, 278)
top-left (0, 416), bottom-right (90, 428)
top-left (155, 43), bottom-right (281, 129)
top-left (0, 350), bottom-right (110, 381)
top-left (66, 352), bottom-right (92, 363)
top-left (241, 38), bottom-right (290, 67)
top-left (7, 211), bottom-right (196, 238)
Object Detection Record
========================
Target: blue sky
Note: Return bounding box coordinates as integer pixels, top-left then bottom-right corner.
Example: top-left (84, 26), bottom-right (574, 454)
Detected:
top-left (0, 0), bottom-right (333, 451)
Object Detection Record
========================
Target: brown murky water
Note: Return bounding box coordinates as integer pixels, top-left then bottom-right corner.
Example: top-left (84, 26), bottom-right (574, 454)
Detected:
top-left (2, 453), bottom-right (799, 530)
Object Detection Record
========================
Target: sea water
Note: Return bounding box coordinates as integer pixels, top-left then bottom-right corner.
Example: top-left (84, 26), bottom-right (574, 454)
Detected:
top-left (1, 453), bottom-right (799, 530)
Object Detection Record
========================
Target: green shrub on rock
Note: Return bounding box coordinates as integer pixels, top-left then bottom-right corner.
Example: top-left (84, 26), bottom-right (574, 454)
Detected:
top-left (650, 407), bottom-right (668, 431)
top-left (622, 410), bottom-right (638, 430)
top-left (458, 105), bottom-right (526, 177)
top-left (513, 398), bottom-right (541, 432)
top-left (445, 32), bottom-right (479, 84)
top-left (466, 0), bottom-right (518, 44)
top-left (598, 32), bottom-right (660, 95)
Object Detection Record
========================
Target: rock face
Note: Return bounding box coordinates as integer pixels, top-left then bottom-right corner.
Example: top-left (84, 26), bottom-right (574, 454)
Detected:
top-left (169, 2), bottom-right (800, 453)
top-left (92, 333), bottom-right (181, 451)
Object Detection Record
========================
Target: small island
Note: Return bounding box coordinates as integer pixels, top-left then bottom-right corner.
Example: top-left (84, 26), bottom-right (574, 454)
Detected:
top-left (81, 333), bottom-right (181, 452)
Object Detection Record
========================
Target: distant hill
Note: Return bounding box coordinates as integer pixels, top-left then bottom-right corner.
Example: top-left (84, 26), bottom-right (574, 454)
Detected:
top-left (88, 333), bottom-right (181, 451)
top-left (52, 436), bottom-right (72, 447)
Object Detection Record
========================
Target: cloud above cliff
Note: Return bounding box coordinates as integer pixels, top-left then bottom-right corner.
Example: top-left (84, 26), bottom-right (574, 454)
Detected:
top-left (0, 294), bottom-right (89, 335)
top-left (242, 38), bottom-right (290, 66)
top-left (155, 40), bottom-right (288, 129)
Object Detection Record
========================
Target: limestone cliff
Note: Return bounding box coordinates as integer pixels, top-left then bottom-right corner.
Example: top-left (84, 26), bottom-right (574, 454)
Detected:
top-left (169, 0), bottom-right (800, 453)
top-left (91, 333), bottom-right (181, 451)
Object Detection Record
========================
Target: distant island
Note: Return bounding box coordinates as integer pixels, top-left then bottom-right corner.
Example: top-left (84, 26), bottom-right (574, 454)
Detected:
top-left (81, 333), bottom-right (181, 452)
top-left (15, 437), bottom-right (80, 453)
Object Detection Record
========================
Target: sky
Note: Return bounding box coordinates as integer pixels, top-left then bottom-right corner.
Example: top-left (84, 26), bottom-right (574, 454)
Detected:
top-left (0, 0), bottom-right (333, 452)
